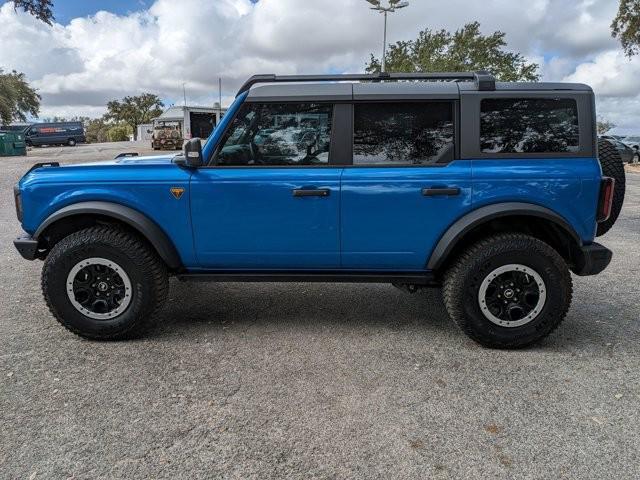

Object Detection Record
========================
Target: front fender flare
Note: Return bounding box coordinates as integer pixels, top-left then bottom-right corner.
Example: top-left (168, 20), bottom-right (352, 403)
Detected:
top-left (426, 202), bottom-right (583, 271)
top-left (34, 201), bottom-right (182, 270)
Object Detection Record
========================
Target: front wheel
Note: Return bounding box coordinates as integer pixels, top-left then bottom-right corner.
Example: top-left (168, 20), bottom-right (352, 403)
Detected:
top-left (42, 226), bottom-right (169, 340)
top-left (443, 233), bottom-right (572, 349)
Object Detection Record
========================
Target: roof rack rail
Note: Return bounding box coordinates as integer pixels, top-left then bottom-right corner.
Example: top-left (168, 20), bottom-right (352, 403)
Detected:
top-left (236, 71), bottom-right (495, 96)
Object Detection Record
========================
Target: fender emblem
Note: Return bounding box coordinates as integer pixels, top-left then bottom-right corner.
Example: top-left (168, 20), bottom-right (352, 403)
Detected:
top-left (170, 187), bottom-right (185, 200)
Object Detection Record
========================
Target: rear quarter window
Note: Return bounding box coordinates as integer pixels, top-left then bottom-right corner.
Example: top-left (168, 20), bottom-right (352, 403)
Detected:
top-left (480, 98), bottom-right (579, 154)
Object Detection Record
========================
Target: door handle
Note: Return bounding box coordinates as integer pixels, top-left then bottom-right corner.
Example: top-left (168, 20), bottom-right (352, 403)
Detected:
top-left (292, 188), bottom-right (331, 197)
top-left (422, 187), bottom-right (461, 197)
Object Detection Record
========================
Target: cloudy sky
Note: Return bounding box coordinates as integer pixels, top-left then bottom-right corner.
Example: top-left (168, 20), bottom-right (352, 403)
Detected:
top-left (1, 0), bottom-right (638, 133)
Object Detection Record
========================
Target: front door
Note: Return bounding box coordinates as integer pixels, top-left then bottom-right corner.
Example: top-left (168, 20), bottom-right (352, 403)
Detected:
top-left (340, 101), bottom-right (473, 270)
top-left (190, 101), bottom-right (341, 269)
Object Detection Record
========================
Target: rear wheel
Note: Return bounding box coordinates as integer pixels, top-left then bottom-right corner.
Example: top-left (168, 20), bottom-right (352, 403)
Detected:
top-left (42, 226), bottom-right (169, 340)
top-left (597, 139), bottom-right (626, 236)
top-left (443, 233), bottom-right (572, 349)
top-left (67, 138), bottom-right (77, 146)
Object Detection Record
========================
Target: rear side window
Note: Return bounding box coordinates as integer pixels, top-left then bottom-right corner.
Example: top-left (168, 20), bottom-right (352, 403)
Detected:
top-left (480, 98), bottom-right (579, 154)
top-left (353, 102), bottom-right (454, 165)
top-left (214, 103), bottom-right (333, 166)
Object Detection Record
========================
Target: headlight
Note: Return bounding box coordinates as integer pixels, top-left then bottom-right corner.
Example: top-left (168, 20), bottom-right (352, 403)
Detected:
top-left (14, 184), bottom-right (22, 222)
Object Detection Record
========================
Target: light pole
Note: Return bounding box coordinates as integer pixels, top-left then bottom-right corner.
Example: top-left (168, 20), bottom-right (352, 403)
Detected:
top-left (218, 77), bottom-right (222, 123)
top-left (365, 0), bottom-right (409, 73)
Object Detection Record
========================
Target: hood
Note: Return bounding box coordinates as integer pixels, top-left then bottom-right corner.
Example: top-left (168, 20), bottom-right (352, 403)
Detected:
top-left (65, 154), bottom-right (176, 167)
top-left (20, 154), bottom-right (184, 188)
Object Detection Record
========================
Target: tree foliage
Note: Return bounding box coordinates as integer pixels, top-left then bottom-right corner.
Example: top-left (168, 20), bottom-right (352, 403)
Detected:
top-left (107, 124), bottom-right (132, 142)
top-left (81, 118), bottom-right (110, 143)
top-left (104, 94), bottom-right (164, 140)
top-left (366, 22), bottom-right (539, 81)
top-left (39, 115), bottom-right (88, 124)
top-left (0, 69), bottom-right (40, 127)
top-left (13, 0), bottom-right (54, 25)
top-left (597, 119), bottom-right (616, 135)
top-left (612, 0), bottom-right (640, 57)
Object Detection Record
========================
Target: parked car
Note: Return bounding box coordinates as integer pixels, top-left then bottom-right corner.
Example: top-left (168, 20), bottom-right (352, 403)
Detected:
top-left (13, 72), bottom-right (625, 348)
top-left (620, 135), bottom-right (640, 162)
top-left (151, 121), bottom-right (183, 150)
top-left (601, 136), bottom-right (636, 163)
top-left (24, 121), bottom-right (86, 147)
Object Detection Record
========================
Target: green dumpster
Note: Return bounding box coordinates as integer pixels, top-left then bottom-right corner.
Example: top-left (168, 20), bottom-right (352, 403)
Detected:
top-left (0, 132), bottom-right (27, 156)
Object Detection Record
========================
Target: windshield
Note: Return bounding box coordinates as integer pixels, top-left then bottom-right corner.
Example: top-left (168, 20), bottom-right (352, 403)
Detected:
top-left (154, 121), bottom-right (180, 129)
top-left (202, 92), bottom-right (248, 162)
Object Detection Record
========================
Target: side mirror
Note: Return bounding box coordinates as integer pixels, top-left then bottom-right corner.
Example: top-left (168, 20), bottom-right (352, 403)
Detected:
top-left (179, 138), bottom-right (204, 168)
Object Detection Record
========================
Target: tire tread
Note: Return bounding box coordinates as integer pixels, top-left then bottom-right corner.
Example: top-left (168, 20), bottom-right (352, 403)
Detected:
top-left (443, 233), bottom-right (573, 348)
top-left (42, 225), bottom-right (168, 340)
top-left (597, 139), bottom-right (626, 237)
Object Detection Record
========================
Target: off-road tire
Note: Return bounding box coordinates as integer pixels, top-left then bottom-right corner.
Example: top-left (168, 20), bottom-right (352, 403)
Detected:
top-left (443, 233), bottom-right (572, 349)
top-left (597, 139), bottom-right (626, 236)
top-left (42, 226), bottom-right (168, 340)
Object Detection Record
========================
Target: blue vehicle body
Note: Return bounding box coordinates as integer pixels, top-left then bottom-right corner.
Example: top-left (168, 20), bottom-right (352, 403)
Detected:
top-left (14, 76), bottom-right (608, 278)
top-left (17, 156), bottom-right (602, 272)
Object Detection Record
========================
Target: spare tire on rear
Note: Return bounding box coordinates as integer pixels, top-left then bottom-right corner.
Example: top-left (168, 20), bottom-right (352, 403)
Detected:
top-left (597, 139), bottom-right (626, 237)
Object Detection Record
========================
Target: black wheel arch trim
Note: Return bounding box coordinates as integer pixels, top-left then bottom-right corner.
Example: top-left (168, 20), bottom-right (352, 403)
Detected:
top-left (427, 202), bottom-right (583, 271)
top-left (34, 201), bottom-right (183, 270)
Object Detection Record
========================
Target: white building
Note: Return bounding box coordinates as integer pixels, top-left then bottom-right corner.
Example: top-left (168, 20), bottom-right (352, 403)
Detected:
top-left (137, 123), bottom-right (154, 142)
top-left (153, 105), bottom-right (227, 141)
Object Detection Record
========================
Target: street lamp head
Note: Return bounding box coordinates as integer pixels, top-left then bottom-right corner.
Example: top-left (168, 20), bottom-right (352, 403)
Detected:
top-left (365, 0), bottom-right (409, 11)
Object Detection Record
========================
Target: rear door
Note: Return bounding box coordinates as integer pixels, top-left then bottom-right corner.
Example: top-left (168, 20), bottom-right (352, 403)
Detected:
top-left (340, 94), bottom-right (473, 270)
top-left (190, 101), bottom-right (343, 269)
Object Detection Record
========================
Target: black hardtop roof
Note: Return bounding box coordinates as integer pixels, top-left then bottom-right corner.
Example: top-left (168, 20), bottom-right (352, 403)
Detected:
top-left (241, 72), bottom-right (592, 101)
top-left (459, 81), bottom-right (592, 92)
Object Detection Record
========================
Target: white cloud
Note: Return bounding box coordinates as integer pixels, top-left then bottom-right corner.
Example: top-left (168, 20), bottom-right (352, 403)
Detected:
top-left (1, 0), bottom-right (640, 133)
top-left (565, 50), bottom-right (640, 97)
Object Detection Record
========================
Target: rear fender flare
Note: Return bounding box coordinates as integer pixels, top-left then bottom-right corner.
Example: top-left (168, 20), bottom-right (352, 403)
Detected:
top-left (427, 202), bottom-right (583, 271)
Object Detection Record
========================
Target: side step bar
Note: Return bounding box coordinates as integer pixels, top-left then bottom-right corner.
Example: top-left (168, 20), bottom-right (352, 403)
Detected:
top-left (177, 271), bottom-right (438, 285)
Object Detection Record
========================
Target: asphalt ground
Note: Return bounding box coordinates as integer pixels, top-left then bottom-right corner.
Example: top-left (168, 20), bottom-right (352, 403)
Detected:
top-left (1, 143), bottom-right (639, 479)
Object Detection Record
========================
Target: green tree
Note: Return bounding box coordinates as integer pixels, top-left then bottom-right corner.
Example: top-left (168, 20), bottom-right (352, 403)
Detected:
top-left (107, 124), bottom-right (132, 142)
top-left (0, 69), bottom-right (40, 127)
top-left (105, 94), bottom-right (164, 140)
top-left (366, 22), bottom-right (539, 81)
top-left (85, 118), bottom-right (110, 143)
top-left (13, 0), bottom-right (54, 25)
top-left (597, 119), bottom-right (616, 135)
top-left (612, 0), bottom-right (640, 57)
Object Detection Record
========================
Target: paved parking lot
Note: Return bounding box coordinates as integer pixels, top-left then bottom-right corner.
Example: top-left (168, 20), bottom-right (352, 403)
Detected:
top-left (1, 145), bottom-right (639, 479)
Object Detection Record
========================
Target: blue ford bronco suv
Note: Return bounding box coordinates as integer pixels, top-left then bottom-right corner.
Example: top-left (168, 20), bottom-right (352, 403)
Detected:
top-left (13, 72), bottom-right (625, 348)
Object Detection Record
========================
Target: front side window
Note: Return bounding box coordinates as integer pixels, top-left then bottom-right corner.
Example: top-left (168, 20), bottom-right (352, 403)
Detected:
top-left (480, 98), bottom-right (579, 154)
top-left (213, 103), bottom-right (333, 166)
top-left (353, 102), bottom-right (454, 165)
